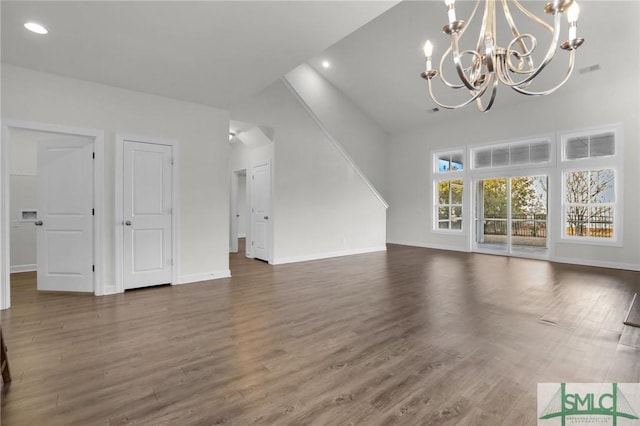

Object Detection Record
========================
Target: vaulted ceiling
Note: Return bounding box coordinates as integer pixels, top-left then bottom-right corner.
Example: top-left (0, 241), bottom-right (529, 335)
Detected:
top-left (2, 1), bottom-right (635, 133)
top-left (1, 1), bottom-right (398, 109)
top-left (306, 1), bottom-right (635, 132)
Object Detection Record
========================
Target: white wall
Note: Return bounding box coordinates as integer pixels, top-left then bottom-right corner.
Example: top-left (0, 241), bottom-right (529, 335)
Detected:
top-left (232, 79), bottom-right (387, 264)
top-left (284, 63), bottom-right (389, 199)
top-left (8, 129), bottom-right (37, 271)
top-left (387, 56), bottom-right (640, 269)
top-left (2, 65), bottom-right (232, 292)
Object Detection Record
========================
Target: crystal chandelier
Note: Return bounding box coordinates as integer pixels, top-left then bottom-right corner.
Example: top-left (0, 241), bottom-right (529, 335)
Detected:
top-left (421, 0), bottom-right (584, 112)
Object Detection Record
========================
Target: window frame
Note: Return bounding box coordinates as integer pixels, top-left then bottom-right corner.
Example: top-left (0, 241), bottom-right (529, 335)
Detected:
top-left (559, 125), bottom-right (623, 246)
top-left (435, 178), bottom-right (464, 231)
top-left (432, 149), bottom-right (466, 233)
top-left (470, 137), bottom-right (553, 170)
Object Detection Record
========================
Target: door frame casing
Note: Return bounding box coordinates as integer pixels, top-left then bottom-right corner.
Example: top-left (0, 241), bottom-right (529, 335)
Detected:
top-left (1, 119), bottom-right (105, 309)
top-left (250, 160), bottom-right (273, 263)
top-left (229, 168), bottom-right (247, 255)
top-left (115, 133), bottom-right (179, 293)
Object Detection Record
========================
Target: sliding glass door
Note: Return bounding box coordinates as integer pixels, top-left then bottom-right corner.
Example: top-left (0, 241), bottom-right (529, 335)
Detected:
top-left (475, 175), bottom-right (548, 256)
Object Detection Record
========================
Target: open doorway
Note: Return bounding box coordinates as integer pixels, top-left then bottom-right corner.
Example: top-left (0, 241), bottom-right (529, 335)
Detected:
top-left (229, 120), bottom-right (274, 267)
top-left (1, 121), bottom-right (104, 310)
top-left (230, 168), bottom-right (247, 254)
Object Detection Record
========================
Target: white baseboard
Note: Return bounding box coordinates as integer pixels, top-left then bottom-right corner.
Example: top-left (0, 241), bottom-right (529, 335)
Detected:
top-left (386, 239), bottom-right (469, 253)
top-left (99, 285), bottom-right (119, 296)
top-left (552, 256), bottom-right (640, 272)
top-left (10, 264), bottom-right (36, 273)
top-left (389, 240), bottom-right (640, 271)
top-left (272, 246), bottom-right (387, 265)
top-left (177, 270), bottom-right (231, 284)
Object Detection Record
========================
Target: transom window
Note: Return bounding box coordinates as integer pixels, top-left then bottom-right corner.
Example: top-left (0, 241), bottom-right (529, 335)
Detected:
top-left (472, 140), bottom-right (551, 169)
top-left (435, 151), bottom-right (464, 172)
top-left (564, 132), bottom-right (615, 161)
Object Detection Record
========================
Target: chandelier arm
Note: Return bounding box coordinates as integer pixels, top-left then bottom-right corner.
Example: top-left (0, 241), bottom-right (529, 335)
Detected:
top-left (421, 0), bottom-right (583, 111)
top-left (475, 71), bottom-right (500, 112)
top-left (501, 0), bottom-right (536, 74)
top-left (512, 0), bottom-right (554, 34)
top-left (461, 0), bottom-right (482, 40)
top-left (504, 35), bottom-right (536, 75)
top-left (438, 45), bottom-right (466, 89)
top-left (452, 35), bottom-right (482, 91)
top-left (475, 0), bottom-right (491, 54)
top-left (502, 11), bottom-right (563, 88)
top-left (438, 0), bottom-right (483, 90)
top-left (510, 49), bottom-right (576, 96)
top-left (502, 0), bottom-right (523, 40)
top-left (495, 51), bottom-right (528, 88)
top-left (427, 78), bottom-right (489, 110)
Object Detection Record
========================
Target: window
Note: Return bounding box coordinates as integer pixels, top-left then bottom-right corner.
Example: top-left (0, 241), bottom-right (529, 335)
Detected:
top-left (433, 149), bottom-right (465, 231)
top-left (436, 179), bottom-right (463, 230)
top-left (560, 125), bottom-right (621, 243)
top-left (563, 169), bottom-right (614, 238)
top-left (564, 132), bottom-right (615, 160)
top-left (472, 140), bottom-right (551, 169)
top-left (436, 151), bottom-right (464, 172)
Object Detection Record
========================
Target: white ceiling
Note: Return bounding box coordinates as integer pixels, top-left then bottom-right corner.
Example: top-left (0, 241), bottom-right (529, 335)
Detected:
top-left (1, 1), bottom-right (398, 109)
top-left (308, 0), bottom-right (636, 132)
top-left (2, 1), bottom-right (635, 133)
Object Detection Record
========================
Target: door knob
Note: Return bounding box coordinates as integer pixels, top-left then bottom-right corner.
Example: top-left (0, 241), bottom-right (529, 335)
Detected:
top-left (34, 220), bottom-right (43, 226)
top-left (264, 216), bottom-right (269, 220)
top-left (124, 220), bottom-right (132, 226)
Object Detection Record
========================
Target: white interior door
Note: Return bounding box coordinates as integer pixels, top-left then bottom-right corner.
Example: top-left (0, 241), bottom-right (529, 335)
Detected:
top-left (37, 138), bottom-right (94, 292)
top-left (123, 141), bottom-right (173, 289)
top-left (251, 162), bottom-right (271, 261)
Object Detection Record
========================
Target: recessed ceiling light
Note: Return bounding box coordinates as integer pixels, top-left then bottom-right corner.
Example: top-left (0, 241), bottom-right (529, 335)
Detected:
top-left (24, 22), bottom-right (48, 35)
top-left (321, 61), bottom-right (330, 69)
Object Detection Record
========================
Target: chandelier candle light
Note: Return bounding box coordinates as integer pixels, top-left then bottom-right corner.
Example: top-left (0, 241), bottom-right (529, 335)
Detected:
top-left (421, 0), bottom-right (584, 112)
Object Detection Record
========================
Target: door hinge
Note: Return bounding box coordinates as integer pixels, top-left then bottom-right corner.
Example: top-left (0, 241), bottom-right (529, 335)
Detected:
top-left (252, 240), bottom-right (254, 246)
top-left (92, 265), bottom-right (95, 272)
top-left (92, 152), bottom-right (95, 159)
top-left (171, 157), bottom-right (175, 166)
top-left (92, 208), bottom-right (95, 216)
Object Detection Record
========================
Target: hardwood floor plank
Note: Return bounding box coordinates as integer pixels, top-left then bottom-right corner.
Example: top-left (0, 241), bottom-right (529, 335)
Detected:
top-left (2, 242), bottom-right (639, 425)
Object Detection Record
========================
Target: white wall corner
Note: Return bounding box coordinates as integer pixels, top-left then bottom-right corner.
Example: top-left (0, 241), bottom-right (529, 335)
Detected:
top-left (99, 284), bottom-right (119, 296)
top-left (9, 264), bottom-right (36, 273)
top-left (177, 270), bottom-right (231, 284)
top-left (272, 245), bottom-right (387, 265)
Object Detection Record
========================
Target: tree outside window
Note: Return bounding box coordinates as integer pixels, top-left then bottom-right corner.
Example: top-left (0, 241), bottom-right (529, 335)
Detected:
top-left (564, 169), bottom-right (615, 238)
top-left (436, 179), bottom-right (463, 230)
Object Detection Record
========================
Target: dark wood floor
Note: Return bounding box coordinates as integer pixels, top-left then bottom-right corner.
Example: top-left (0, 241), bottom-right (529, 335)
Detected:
top-left (2, 242), bottom-right (639, 425)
